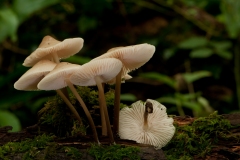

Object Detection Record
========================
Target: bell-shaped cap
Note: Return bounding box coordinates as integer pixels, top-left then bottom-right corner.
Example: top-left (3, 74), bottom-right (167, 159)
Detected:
top-left (14, 60), bottom-right (56, 90)
top-left (92, 43), bottom-right (155, 75)
top-left (119, 99), bottom-right (175, 149)
top-left (23, 35), bottom-right (84, 67)
top-left (70, 58), bottom-right (122, 86)
top-left (38, 62), bottom-right (81, 90)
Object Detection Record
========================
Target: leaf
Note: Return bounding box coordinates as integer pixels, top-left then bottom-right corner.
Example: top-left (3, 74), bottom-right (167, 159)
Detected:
top-left (12, 0), bottom-right (61, 23)
top-left (178, 37), bottom-right (208, 49)
top-left (0, 8), bottom-right (19, 42)
top-left (157, 96), bottom-right (178, 104)
top-left (215, 50), bottom-right (233, 60)
top-left (182, 71), bottom-right (211, 83)
top-left (157, 96), bottom-right (202, 112)
top-left (190, 48), bottom-right (213, 58)
top-left (197, 96), bottom-right (214, 113)
top-left (209, 41), bottom-right (232, 50)
top-left (63, 55), bottom-right (91, 64)
top-left (181, 101), bottom-right (202, 112)
top-left (139, 72), bottom-right (176, 89)
top-left (78, 16), bottom-right (98, 33)
top-left (163, 48), bottom-right (176, 60)
top-left (120, 93), bottom-right (137, 102)
top-left (0, 110), bottom-right (21, 132)
top-left (220, 0), bottom-right (240, 38)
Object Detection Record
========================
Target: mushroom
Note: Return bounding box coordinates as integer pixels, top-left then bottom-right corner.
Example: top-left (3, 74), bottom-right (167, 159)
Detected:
top-left (37, 62), bottom-right (99, 144)
top-left (119, 99), bottom-right (175, 149)
top-left (23, 35), bottom-right (84, 67)
top-left (23, 35), bottom-right (84, 99)
top-left (92, 43), bottom-right (155, 135)
top-left (70, 58), bottom-right (123, 143)
top-left (14, 60), bottom-right (56, 90)
top-left (14, 60), bottom-right (83, 135)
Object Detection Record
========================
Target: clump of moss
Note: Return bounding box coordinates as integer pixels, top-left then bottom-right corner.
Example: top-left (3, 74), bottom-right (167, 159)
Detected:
top-left (163, 111), bottom-right (238, 159)
top-left (88, 144), bottom-right (140, 160)
top-left (62, 146), bottom-right (82, 159)
top-left (38, 94), bottom-right (85, 137)
top-left (0, 134), bottom-right (84, 160)
top-left (0, 134), bottom-right (55, 160)
top-left (38, 86), bottom-right (126, 136)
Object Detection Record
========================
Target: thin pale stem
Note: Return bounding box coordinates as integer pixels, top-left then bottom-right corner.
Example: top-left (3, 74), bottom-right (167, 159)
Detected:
top-left (95, 76), bottom-right (115, 144)
top-left (55, 89), bottom-right (83, 126)
top-left (51, 53), bottom-right (69, 99)
top-left (100, 83), bottom-right (107, 136)
top-left (66, 80), bottom-right (100, 144)
top-left (113, 69), bottom-right (122, 135)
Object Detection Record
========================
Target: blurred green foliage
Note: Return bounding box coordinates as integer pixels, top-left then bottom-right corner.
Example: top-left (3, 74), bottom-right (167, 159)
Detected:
top-left (0, 0), bottom-right (240, 131)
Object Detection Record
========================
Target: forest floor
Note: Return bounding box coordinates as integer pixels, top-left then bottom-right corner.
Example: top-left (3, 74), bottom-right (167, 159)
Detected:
top-left (0, 113), bottom-right (240, 160)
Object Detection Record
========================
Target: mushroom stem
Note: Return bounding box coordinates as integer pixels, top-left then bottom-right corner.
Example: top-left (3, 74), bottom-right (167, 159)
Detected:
top-left (113, 69), bottom-right (122, 135)
top-left (95, 76), bottom-right (115, 144)
top-left (52, 52), bottom-right (60, 64)
top-left (143, 102), bottom-right (153, 131)
top-left (51, 53), bottom-right (70, 100)
top-left (65, 80), bottom-right (100, 144)
top-left (55, 89), bottom-right (83, 127)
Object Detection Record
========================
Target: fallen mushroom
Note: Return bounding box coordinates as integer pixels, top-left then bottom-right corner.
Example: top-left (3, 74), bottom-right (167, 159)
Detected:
top-left (37, 62), bottom-right (99, 144)
top-left (92, 43), bottom-right (155, 135)
top-left (23, 35), bottom-right (84, 67)
top-left (14, 60), bottom-right (83, 133)
top-left (119, 99), bottom-right (175, 149)
top-left (70, 58), bottom-right (123, 143)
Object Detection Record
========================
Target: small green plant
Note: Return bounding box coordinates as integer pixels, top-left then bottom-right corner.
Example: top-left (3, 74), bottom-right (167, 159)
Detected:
top-left (163, 111), bottom-right (238, 159)
top-left (88, 144), bottom-right (141, 160)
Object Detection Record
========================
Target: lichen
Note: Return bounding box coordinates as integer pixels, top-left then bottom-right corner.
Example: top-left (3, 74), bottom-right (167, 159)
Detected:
top-left (163, 111), bottom-right (239, 159)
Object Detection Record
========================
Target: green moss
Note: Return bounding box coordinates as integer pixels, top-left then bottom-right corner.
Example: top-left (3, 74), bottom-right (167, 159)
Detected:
top-left (62, 146), bottom-right (82, 159)
top-left (163, 111), bottom-right (239, 159)
top-left (0, 134), bottom-right (84, 160)
top-left (0, 134), bottom-right (55, 160)
top-left (38, 86), bottom-right (126, 136)
top-left (88, 144), bottom-right (141, 160)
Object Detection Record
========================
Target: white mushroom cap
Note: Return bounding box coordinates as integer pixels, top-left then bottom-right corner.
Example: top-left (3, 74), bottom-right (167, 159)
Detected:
top-left (38, 62), bottom-right (81, 90)
top-left (119, 99), bottom-right (175, 149)
top-left (69, 58), bottom-right (122, 86)
top-left (23, 35), bottom-right (84, 67)
top-left (14, 60), bottom-right (56, 90)
top-left (92, 43), bottom-right (155, 75)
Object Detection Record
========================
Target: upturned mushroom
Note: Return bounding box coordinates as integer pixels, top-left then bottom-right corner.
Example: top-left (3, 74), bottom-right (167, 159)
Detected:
top-left (23, 35), bottom-right (84, 67)
top-left (119, 99), bottom-right (175, 149)
top-left (37, 62), bottom-right (99, 144)
top-left (70, 58), bottom-right (123, 143)
top-left (14, 60), bottom-right (83, 134)
top-left (92, 43), bottom-right (155, 135)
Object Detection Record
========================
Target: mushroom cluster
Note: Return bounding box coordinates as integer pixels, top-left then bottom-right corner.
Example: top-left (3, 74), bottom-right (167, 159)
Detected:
top-left (119, 99), bottom-right (175, 149)
top-left (14, 35), bottom-right (157, 145)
